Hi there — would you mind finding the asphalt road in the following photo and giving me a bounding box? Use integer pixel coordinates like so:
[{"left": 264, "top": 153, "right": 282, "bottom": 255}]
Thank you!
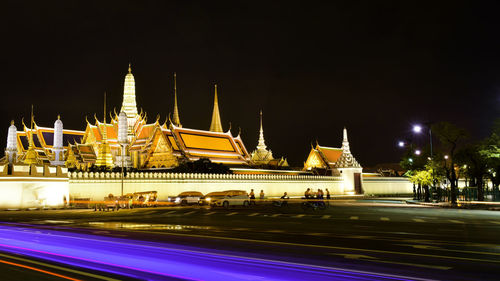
[{"left": 0, "top": 199, "right": 499, "bottom": 280}]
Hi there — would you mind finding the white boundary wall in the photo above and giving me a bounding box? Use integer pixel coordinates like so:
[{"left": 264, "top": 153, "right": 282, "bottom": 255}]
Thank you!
[
  {"left": 68, "top": 172, "right": 344, "bottom": 200},
  {"left": 362, "top": 177, "right": 413, "bottom": 195},
  {"left": 0, "top": 177, "right": 69, "bottom": 209}
]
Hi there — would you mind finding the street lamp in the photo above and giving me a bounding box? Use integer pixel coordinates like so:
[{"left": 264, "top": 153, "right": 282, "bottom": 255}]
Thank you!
[
  {"left": 118, "top": 112, "right": 129, "bottom": 198},
  {"left": 415, "top": 149, "right": 421, "bottom": 155},
  {"left": 413, "top": 123, "right": 433, "bottom": 158},
  {"left": 398, "top": 141, "right": 405, "bottom": 147}
]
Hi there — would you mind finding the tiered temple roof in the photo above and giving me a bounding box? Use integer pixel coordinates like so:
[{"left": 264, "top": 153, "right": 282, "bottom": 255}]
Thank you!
[{"left": 304, "top": 128, "right": 361, "bottom": 173}]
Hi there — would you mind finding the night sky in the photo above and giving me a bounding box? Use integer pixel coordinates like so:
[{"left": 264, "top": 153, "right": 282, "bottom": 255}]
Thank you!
[{"left": 1, "top": 1, "right": 499, "bottom": 167}]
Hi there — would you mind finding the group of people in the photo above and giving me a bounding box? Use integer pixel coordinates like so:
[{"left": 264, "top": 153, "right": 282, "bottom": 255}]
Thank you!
[
  {"left": 249, "top": 189, "right": 266, "bottom": 200},
  {"left": 249, "top": 188, "right": 330, "bottom": 201},
  {"left": 249, "top": 189, "right": 289, "bottom": 200},
  {"left": 304, "top": 188, "right": 330, "bottom": 200}
]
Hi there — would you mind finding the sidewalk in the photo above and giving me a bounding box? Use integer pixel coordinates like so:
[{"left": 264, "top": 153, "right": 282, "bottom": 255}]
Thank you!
[{"left": 405, "top": 199, "right": 500, "bottom": 210}]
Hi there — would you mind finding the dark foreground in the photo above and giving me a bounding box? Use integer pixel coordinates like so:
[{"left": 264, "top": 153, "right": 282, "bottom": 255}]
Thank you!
[{"left": 0, "top": 199, "right": 499, "bottom": 281}]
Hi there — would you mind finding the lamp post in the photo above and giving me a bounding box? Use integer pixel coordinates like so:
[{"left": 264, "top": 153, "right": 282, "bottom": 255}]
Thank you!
[
  {"left": 120, "top": 144, "right": 125, "bottom": 197},
  {"left": 117, "top": 111, "right": 128, "bottom": 198},
  {"left": 413, "top": 124, "right": 433, "bottom": 158}
]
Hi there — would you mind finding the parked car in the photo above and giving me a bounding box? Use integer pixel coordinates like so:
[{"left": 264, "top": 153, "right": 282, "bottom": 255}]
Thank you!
[
  {"left": 168, "top": 191, "right": 204, "bottom": 206},
  {"left": 204, "top": 190, "right": 250, "bottom": 208}
]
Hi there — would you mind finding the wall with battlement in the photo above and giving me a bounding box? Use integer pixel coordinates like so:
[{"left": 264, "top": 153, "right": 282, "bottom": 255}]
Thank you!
[{"left": 68, "top": 171, "right": 345, "bottom": 200}]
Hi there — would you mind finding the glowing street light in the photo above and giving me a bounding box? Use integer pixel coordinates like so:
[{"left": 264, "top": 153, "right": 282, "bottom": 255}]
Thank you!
[
  {"left": 398, "top": 141, "right": 405, "bottom": 147},
  {"left": 412, "top": 123, "right": 433, "bottom": 158},
  {"left": 415, "top": 149, "right": 421, "bottom": 155},
  {"left": 444, "top": 155, "right": 449, "bottom": 160}
]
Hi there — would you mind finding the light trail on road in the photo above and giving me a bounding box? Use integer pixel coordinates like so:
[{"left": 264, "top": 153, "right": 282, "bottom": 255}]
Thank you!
[{"left": 0, "top": 224, "right": 431, "bottom": 281}]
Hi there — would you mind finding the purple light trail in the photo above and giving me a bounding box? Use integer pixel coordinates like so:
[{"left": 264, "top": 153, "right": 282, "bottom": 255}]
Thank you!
[{"left": 0, "top": 224, "right": 429, "bottom": 281}]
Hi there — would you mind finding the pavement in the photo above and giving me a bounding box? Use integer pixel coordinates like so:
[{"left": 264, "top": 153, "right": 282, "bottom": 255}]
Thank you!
[{"left": 0, "top": 199, "right": 499, "bottom": 280}]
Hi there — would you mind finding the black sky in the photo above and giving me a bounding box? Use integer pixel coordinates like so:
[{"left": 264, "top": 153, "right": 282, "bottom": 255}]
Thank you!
[{"left": 1, "top": 0, "right": 499, "bottom": 166}]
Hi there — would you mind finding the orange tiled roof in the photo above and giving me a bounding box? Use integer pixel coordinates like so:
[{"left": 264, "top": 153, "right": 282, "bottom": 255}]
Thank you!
[{"left": 317, "top": 145, "right": 343, "bottom": 164}]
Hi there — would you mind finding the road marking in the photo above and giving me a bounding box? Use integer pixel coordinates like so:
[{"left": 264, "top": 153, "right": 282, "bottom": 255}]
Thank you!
[
  {"left": 321, "top": 215, "right": 331, "bottom": 219},
  {"left": 164, "top": 211, "right": 176, "bottom": 215},
  {"left": 396, "top": 243, "right": 500, "bottom": 257},
  {"left": 448, "top": 220, "right": 464, "bottom": 224},
  {"left": 0, "top": 252, "right": 119, "bottom": 281},
  {"left": 350, "top": 216, "right": 358, "bottom": 220},
  {"left": 328, "top": 253, "right": 451, "bottom": 270},
  {"left": 266, "top": 229, "right": 285, "bottom": 233},
  {"left": 204, "top": 212, "right": 216, "bottom": 216},
  {"left": 183, "top": 211, "right": 196, "bottom": 215},
  {"left": 232, "top": 228, "right": 250, "bottom": 231},
  {"left": 248, "top": 213, "right": 259, "bottom": 217},
  {"left": 226, "top": 212, "right": 238, "bottom": 216},
  {"left": 293, "top": 214, "right": 306, "bottom": 218},
  {"left": 490, "top": 221, "right": 500, "bottom": 225},
  {"left": 413, "top": 218, "right": 425, "bottom": 222},
  {"left": 380, "top": 217, "right": 390, "bottom": 221},
  {"left": 306, "top": 232, "right": 326, "bottom": 236},
  {"left": 271, "top": 214, "right": 281, "bottom": 217},
  {"left": 127, "top": 229, "right": 500, "bottom": 265}
]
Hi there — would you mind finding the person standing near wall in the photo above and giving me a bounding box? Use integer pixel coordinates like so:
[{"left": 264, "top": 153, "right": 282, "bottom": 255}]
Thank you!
[{"left": 259, "top": 190, "right": 265, "bottom": 200}]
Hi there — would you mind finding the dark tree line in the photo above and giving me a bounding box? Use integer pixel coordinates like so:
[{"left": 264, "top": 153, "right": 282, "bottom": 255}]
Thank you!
[{"left": 400, "top": 119, "right": 500, "bottom": 204}]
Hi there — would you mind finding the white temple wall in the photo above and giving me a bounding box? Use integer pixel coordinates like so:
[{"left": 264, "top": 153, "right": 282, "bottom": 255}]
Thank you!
[
  {"left": 0, "top": 177, "right": 69, "bottom": 209},
  {"left": 68, "top": 172, "right": 344, "bottom": 200},
  {"left": 362, "top": 177, "right": 414, "bottom": 195}
]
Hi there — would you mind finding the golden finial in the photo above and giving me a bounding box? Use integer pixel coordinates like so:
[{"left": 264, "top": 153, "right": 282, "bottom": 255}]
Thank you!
[
  {"left": 103, "top": 92, "right": 107, "bottom": 124},
  {"left": 57, "top": 114, "right": 60, "bottom": 120},
  {"left": 128, "top": 63, "right": 132, "bottom": 73},
  {"left": 10, "top": 120, "right": 14, "bottom": 125}
]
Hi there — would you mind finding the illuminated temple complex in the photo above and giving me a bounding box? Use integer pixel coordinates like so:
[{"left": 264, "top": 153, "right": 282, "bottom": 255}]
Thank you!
[
  {"left": 2, "top": 65, "right": 294, "bottom": 171},
  {"left": 1, "top": 64, "right": 421, "bottom": 210}
]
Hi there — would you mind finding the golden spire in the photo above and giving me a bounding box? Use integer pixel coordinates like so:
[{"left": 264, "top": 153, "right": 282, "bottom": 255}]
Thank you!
[
  {"left": 172, "top": 72, "right": 182, "bottom": 127},
  {"left": 24, "top": 104, "right": 38, "bottom": 165},
  {"left": 128, "top": 63, "right": 132, "bottom": 73},
  {"left": 257, "top": 110, "right": 267, "bottom": 151},
  {"left": 95, "top": 92, "right": 113, "bottom": 168},
  {"left": 121, "top": 63, "right": 138, "bottom": 121},
  {"left": 209, "top": 84, "right": 223, "bottom": 132}
]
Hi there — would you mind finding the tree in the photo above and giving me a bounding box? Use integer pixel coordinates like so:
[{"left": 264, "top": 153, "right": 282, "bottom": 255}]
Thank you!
[
  {"left": 432, "top": 122, "right": 468, "bottom": 204},
  {"left": 409, "top": 170, "right": 433, "bottom": 202},
  {"left": 456, "top": 144, "right": 488, "bottom": 201},
  {"left": 480, "top": 133, "right": 500, "bottom": 190}
]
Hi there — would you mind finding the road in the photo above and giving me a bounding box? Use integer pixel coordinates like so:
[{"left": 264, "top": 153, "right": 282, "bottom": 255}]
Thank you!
[{"left": 0, "top": 199, "right": 499, "bottom": 280}]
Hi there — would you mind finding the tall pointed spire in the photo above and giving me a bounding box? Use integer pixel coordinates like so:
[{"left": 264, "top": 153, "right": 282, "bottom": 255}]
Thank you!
[
  {"left": 121, "top": 63, "right": 138, "bottom": 119},
  {"left": 341, "top": 127, "right": 350, "bottom": 154},
  {"left": 172, "top": 72, "right": 182, "bottom": 127},
  {"left": 24, "top": 104, "right": 37, "bottom": 165},
  {"left": 103, "top": 92, "right": 107, "bottom": 139},
  {"left": 6, "top": 120, "right": 18, "bottom": 164},
  {"left": 96, "top": 92, "right": 113, "bottom": 168},
  {"left": 257, "top": 110, "right": 267, "bottom": 150},
  {"left": 250, "top": 110, "right": 274, "bottom": 164},
  {"left": 209, "top": 84, "right": 223, "bottom": 132},
  {"left": 335, "top": 127, "right": 361, "bottom": 168}
]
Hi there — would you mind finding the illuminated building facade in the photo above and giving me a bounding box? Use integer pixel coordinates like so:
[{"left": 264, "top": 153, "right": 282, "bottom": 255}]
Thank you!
[
  {"left": 6, "top": 65, "right": 252, "bottom": 170},
  {"left": 0, "top": 64, "right": 371, "bottom": 199},
  {"left": 304, "top": 128, "right": 363, "bottom": 193}
]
